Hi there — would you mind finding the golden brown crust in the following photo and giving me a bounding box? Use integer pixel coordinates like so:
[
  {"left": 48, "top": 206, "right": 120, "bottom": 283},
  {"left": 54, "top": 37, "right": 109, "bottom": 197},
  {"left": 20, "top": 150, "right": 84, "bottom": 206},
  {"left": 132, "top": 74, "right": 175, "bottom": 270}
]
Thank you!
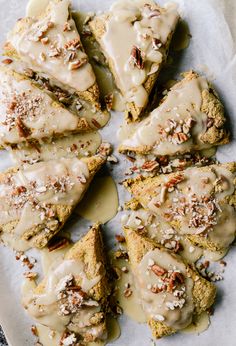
[
  {"left": 0, "top": 155, "right": 106, "bottom": 248},
  {"left": 66, "top": 223, "right": 111, "bottom": 302},
  {"left": 34, "top": 224, "right": 110, "bottom": 341},
  {"left": 124, "top": 227, "right": 216, "bottom": 339},
  {"left": 89, "top": 10, "right": 179, "bottom": 121}
]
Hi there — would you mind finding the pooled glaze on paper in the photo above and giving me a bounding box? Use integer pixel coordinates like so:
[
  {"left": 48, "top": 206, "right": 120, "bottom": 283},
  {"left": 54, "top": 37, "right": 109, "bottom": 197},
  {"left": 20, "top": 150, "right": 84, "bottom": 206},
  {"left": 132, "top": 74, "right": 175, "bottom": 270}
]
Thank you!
[
  {"left": 111, "top": 255, "right": 146, "bottom": 323},
  {"left": 76, "top": 176, "right": 119, "bottom": 224}
]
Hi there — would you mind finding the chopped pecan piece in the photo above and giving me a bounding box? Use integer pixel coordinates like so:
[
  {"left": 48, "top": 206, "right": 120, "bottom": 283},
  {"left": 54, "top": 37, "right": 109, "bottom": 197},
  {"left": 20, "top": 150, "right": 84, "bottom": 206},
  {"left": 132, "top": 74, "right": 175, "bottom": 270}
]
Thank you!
[
  {"left": 91, "top": 118, "right": 101, "bottom": 129},
  {"left": 68, "top": 58, "right": 87, "bottom": 70},
  {"left": 124, "top": 287, "right": 133, "bottom": 298},
  {"left": 152, "top": 38, "right": 162, "bottom": 50},
  {"left": 64, "top": 37, "right": 81, "bottom": 50},
  {"left": 2, "top": 58, "right": 13, "bottom": 65},
  {"left": 130, "top": 46, "right": 145, "bottom": 69},
  {"left": 104, "top": 93, "right": 113, "bottom": 111},
  {"left": 115, "top": 234, "right": 126, "bottom": 243},
  {"left": 48, "top": 236, "right": 70, "bottom": 252},
  {"left": 16, "top": 118, "right": 31, "bottom": 138},
  {"left": 141, "top": 160, "right": 159, "bottom": 172},
  {"left": 151, "top": 264, "right": 167, "bottom": 276},
  {"left": 164, "top": 174, "right": 185, "bottom": 188}
]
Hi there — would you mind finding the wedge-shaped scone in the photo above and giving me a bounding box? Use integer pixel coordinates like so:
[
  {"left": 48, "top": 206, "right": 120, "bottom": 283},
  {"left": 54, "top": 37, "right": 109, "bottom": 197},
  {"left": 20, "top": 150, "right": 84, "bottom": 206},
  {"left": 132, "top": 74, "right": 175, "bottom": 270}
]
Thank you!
[
  {"left": 0, "top": 155, "right": 105, "bottom": 248},
  {"left": 124, "top": 162, "right": 236, "bottom": 251},
  {"left": 89, "top": 0, "right": 179, "bottom": 121},
  {"left": 10, "top": 132, "right": 101, "bottom": 165},
  {"left": 23, "top": 224, "right": 110, "bottom": 344},
  {"left": 0, "top": 66, "right": 96, "bottom": 147},
  {"left": 5, "top": 0, "right": 100, "bottom": 107},
  {"left": 119, "top": 71, "right": 229, "bottom": 154},
  {"left": 124, "top": 227, "right": 216, "bottom": 339}
]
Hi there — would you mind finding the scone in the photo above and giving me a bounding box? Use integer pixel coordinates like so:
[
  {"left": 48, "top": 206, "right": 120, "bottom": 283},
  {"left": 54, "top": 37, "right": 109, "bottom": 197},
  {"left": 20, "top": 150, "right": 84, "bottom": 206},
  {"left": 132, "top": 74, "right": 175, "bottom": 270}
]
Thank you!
[
  {"left": 89, "top": 0, "right": 179, "bottom": 121},
  {"left": 0, "top": 66, "right": 96, "bottom": 148},
  {"left": 124, "top": 162, "right": 236, "bottom": 251},
  {"left": 0, "top": 155, "right": 105, "bottom": 248},
  {"left": 22, "top": 224, "right": 111, "bottom": 344},
  {"left": 10, "top": 132, "right": 101, "bottom": 166},
  {"left": 124, "top": 227, "right": 216, "bottom": 339},
  {"left": 119, "top": 71, "right": 229, "bottom": 155},
  {"left": 4, "top": 0, "right": 101, "bottom": 109}
]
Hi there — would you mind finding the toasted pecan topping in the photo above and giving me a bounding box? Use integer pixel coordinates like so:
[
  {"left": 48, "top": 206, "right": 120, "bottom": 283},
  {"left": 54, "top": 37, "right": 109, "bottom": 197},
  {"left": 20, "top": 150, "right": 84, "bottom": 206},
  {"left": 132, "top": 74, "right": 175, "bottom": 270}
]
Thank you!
[
  {"left": 16, "top": 118, "right": 31, "bottom": 138},
  {"left": 48, "top": 236, "right": 70, "bottom": 252},
  {"left": 2, "top": 58, "right": 13, "bottom": 65},
  {"left": 151, "top": 264, "right": 167, "bottom": 276},
  {"left": 115, "top": 234, "right": 126, "bottom": 243},
  {"left": 130, "top": 46, "right": 145, "bottom": 69},
  {"left": 164, "top": 173, "right": 185, "bottom": 189}
]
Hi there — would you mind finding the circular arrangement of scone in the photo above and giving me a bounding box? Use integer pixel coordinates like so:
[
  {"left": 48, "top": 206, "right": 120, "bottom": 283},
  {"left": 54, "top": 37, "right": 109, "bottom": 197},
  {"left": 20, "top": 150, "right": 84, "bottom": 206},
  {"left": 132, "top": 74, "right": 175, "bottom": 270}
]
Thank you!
[{"left": 0, "top": 0, "right": 235, "bottom": 345}]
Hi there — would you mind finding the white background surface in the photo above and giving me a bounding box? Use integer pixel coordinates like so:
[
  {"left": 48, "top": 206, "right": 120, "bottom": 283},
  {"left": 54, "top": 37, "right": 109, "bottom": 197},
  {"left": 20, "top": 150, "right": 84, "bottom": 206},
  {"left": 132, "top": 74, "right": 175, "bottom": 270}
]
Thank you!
[{"left": 0, "top": 0, "right": 236, "bottom": 345}]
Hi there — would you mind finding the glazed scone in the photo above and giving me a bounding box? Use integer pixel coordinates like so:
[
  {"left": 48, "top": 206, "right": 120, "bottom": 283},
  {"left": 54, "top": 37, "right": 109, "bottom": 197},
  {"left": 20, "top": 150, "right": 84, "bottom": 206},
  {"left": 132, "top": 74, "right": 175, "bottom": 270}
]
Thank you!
[
  {"left": 124, "top": 162, "right": 236, "bottom": 251},
  {"left": 0, "top": 66, "right": 95, "bottom": 148},
  {"left": 124, "top": 227, "right": 216, "bottom": 339},
  {"left": 4, "top": 0, "right": 100, "bottom": 108},
  {"left": 89, "top": 0, "right": 179, "bottom": 121},
  {"left": 10, "top": 132, "right": 101, "bottom": 166},
  {"left": 119, "top": 71, "right": 229, "bottom": 155},
  {"left": 22, "top": 224, "right": 111, "bottom": 344},
  {"left": 0, "top": 155, "right": 105, "bottom": 248}
]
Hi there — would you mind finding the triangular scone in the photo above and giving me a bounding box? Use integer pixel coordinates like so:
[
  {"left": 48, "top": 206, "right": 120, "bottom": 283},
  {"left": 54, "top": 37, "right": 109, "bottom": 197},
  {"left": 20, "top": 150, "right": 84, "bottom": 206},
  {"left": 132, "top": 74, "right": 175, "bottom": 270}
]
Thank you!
[
  {"left": 119, "top": 71, "right": 229, "bottom": 154},
  {"left": 23, "top": 224, "right": 110, "bottom": 344},
  {"left": 89, "top": 0, "right": 179, "bottom": 121},
  {"left": 124, "top": 162, "right": 236, "bottom": 251},
  {"left": 124, "top": 227, "right": 216, "bottom": 339},
  {"left": 5, "top": 0, "right": 100, "bottom": 107},
  {"left": 0, "top": 66, "right": 95, "bottom": 147},
  {"left": 0, "top": 155, "right": 105, "bottom": 248}
]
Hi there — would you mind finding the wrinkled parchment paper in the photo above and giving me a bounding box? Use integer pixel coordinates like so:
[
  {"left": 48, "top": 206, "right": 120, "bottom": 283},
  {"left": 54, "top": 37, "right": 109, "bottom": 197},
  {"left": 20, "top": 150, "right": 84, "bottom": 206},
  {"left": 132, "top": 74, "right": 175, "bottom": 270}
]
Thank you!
[{"left": 1, "top": 0, "right": 236, "bottom": 345}]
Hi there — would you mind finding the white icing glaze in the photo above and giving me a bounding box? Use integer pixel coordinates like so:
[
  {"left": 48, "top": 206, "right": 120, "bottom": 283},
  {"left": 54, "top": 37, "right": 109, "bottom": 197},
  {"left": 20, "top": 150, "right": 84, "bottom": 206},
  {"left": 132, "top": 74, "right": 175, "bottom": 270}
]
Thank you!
[
  {"left": 11, "top": 132, "right": 102, "bottom": 165},
  {"left": 8, "top": 0, "right": 96, "bottom": 92},
  {"left": 135, "top": 249, "right": 194, "bottom": 330},
  {"left": 148, "top": 165, "right": 236, "bottom": 249},
  {"left": 22, "top": 259, "right": 102, "bottom": 335},
  {"left": 99, "top": 0, "right": 179, "bottom": 108},
  {"left": 122, "top": 208, "right": 203, "bottom": 263},
  {"left": 0, "top": 157, "right": 90, "bottom": 239},
  {"left": 120, "top": 74, "right": 211, "bottom": 155},
  {"left": 0, "top": 67, "right": 85, "bottom": 145}
]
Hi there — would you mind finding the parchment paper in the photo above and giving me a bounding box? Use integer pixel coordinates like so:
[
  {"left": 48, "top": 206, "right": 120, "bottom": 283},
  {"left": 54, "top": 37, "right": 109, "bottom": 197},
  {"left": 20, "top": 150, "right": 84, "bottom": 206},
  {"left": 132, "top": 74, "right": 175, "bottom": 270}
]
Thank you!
[{"left": 0, "top": 0, "right": 236, "bottom": 345}]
